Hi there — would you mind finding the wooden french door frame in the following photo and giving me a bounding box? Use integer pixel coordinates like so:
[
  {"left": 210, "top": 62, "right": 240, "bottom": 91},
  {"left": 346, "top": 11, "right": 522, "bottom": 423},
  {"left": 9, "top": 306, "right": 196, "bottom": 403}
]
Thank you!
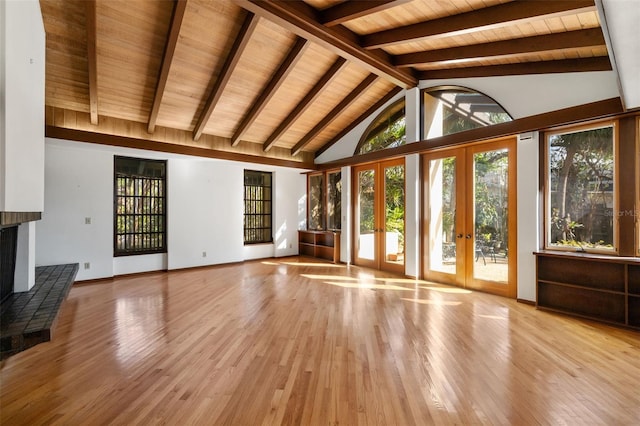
[
  {"left": 422, "top": 138, "right": 517, "bottom": 298},
  {"left": 352, "top": 158, "right": 405, "bottom": 274},
  {"left": 421, "top": 147, "right": 467, "bottom": 287}
]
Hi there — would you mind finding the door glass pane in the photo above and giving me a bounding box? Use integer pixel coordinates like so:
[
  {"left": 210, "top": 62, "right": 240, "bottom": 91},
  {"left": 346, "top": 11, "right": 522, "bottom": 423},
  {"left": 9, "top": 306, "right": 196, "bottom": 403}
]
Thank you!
[
  {"left": 429, "top": 157, "right": 456, "bottom": 274},
  {"left": 357, "top": 169, "right": 375, "bottom": 260},
  {"left": 473, "top": 149, "right": 509, "bottom": 283},
  {"left": 384, "top": 165, "right": 405, "bottom": 265}
]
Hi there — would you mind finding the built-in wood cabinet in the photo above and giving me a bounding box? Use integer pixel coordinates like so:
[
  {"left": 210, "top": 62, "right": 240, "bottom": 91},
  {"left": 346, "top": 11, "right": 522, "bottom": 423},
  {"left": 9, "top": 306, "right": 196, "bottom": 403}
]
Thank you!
[
  {"left": 298, "top": 230, "right": 340, "bottom": 263},
  {"left": 535, "top": 251, "right": 640, "bottom": 330}
]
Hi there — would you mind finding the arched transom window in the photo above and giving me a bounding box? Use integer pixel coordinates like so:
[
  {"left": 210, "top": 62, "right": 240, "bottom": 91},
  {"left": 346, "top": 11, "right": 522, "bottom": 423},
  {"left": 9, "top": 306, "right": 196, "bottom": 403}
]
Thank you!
[
  {"left": 355, "top": 98, "right": 406, "bottom": 155},
  {"left": 422, "top": 87, "right": 512, "bottom": 140}
]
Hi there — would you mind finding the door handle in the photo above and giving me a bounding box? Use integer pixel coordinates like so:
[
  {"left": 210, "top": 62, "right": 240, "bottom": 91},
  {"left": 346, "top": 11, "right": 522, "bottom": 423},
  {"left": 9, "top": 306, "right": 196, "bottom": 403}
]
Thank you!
[
  {"left": 456, "top": 234, "right": 463, "bottom": 239},
  {"left": 466, "top": 234, "right": 472, "bottom": 239}
]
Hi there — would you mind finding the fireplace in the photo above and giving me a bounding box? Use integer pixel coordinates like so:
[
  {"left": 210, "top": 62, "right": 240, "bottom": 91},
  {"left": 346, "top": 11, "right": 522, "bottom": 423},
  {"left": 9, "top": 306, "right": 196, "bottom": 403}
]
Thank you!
[{"left": 1, "top": 226, "right": 18, "bottom": 303}]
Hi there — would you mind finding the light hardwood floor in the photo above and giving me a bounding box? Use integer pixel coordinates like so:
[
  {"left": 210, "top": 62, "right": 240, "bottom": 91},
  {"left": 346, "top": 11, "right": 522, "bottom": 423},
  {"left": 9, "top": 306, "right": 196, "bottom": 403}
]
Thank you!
[{"left": 1, "top": 257, "right": 639, "bottom": 425}]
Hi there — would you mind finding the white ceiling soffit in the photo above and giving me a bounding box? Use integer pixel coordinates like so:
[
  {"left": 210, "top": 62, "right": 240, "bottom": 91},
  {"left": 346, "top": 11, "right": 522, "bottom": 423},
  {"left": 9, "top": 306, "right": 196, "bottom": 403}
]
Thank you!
[{"left": 599, "top": 0, "right": 640, "bottom": 111}]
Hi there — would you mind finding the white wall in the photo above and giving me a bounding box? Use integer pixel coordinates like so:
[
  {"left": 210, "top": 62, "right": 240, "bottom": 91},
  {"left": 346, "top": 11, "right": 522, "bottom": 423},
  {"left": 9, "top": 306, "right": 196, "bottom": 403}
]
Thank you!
[
  {"left": 600, "top": 0, "right": 640, "bottom": 110},
  {"left": 404, "top": 154, "right": 420, "bottom": 278},
  {"left": 37, "top": 140, "right": 116, "bottom": 280},
  {"left": 168, "top": 159, "right": 244, "bottom": 269},
  {"left": 37, "top": 138, "right": 307, "bottom": 280},
  {"left": 516, "top": 133, "right": 540, "bottom": 302},
  {"left": 1, "top": 0, "right": 45, "bottom": 212},
  {"left": 14, "top": 222, "right": 36, "bottom": 292},
  {"left": 340, "top": 166, "right": 351, "bottom": 264},
  {"left": 1, "top": 0, "right": 46, "bottom": 292}
]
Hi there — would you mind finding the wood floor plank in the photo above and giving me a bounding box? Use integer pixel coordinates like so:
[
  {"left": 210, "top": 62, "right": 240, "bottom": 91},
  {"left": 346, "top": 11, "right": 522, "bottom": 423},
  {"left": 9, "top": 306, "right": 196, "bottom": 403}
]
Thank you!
[{"left": 1, "top": 257, "right": 640, "bottom": 425}]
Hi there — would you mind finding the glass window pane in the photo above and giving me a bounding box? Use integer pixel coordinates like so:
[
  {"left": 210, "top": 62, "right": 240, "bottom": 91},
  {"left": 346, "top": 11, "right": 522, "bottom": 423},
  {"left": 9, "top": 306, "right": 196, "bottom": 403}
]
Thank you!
[
  {"left": 357, "top": 169, "right": 375, "bottom": 261},
  {"left": 327, "top": 171, "right": 342, "bottom": 230},
  {"left": 243, "top": 170, "right": 273, "bottom": 244},
  {"left": 114, "top": 156, "right": 166, "bottom": 256},
  {"left": 385, "top": 165, "right": 404, "bottom": 263},
  {"left": 473, "top": 149, "right": 509, "bottom": 283},
  {"left": 429, "top": 157, "right": 457, "bottom": 274},
  {"left": 547, "top": 125, "right": 615, "bottom": 251},
  {"left": 423, "top": 88, "right": 512, "bottom": 140},
  {"left": 356, "top": 99, "right": 406, "bottom": 155},
  {"left": 308, "top": 174, "right": 324, "bottom": 230}
]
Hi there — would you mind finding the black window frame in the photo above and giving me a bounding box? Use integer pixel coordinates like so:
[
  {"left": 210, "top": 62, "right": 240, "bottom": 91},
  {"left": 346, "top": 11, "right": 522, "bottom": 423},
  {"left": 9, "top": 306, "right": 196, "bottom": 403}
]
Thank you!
[
  {"left": 114, "top": 156, "right": 167, "bottom": 256},
  {"left": 244, "top": 170, "right": 273, "bottom": 245}
]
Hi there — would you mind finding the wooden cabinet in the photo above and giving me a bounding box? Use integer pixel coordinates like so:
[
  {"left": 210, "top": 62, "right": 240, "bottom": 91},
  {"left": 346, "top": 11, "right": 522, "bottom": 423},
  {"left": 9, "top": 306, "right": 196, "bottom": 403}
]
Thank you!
[
  {"left": 298, "top": 230, "right": 340, "bottom": 263},
  {"left": 535, "top": 251, "right": 640, "bottom": 330}
]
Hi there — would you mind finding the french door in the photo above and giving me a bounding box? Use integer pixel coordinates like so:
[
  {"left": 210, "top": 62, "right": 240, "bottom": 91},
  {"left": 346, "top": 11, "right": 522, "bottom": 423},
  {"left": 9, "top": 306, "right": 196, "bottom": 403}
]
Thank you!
[
  {"left": 422, "top": 138, "right": 517, "bottom": 297},
  {"left": 353, "top": 158, "right": 405, "bottom": 273}
]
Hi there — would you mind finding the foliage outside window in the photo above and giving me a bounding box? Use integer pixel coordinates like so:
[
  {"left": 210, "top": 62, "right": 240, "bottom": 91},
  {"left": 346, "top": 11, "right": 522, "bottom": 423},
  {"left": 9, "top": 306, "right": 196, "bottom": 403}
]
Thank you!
[
  {"left": 385, "top": 165, "right": 405, "bottom": 256},
  {"left": 327, "top": 170, "right": 342, "bottom": 230},
  {"left": 114, "top": 156, "right": 166, "bottom": 256},
  {"left": 356, "top": 99, "right": 405, "bottom": 155},
  {"left": 546, "top": 123, "right": 616, "bottom": 252},
  {"left": 474, "top": 149, "right": 509, "bottom": 251},
  {"left": 307, "top": 170, "right": 341, "bottom": 231},
  {"left": 422, "top": 88, "right": 511, "bottom": 140},
  {"left": 244, "top": 170, "right": 272, "bottom": 244},
  {"left": 308, "top": 173, "right": 324, "bottom": 230}
]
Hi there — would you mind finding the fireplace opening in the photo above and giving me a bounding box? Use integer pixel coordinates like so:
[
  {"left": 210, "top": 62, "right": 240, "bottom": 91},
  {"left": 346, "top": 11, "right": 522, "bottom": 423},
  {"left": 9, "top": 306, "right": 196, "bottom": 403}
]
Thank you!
[{"left": 1, "top": 226, "right": 18, "bottom": 303}]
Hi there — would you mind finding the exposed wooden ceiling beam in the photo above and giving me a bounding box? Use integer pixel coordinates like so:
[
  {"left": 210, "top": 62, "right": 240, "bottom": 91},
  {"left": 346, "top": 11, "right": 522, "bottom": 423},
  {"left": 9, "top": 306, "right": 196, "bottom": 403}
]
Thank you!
[
  {"left": 418, "top": 57, "right": 611, "bottom": 79},
  {"left": 263, "top": 57, "right": 348, "bottom": 152},
  {"left": 231, "top": 37, "right": 308, "bottom": 147},
  {"left": 291, "top": 74, "right": 379, "bottom": 156},
  {"left": 85, "top": 0, "right": 98, "bottom": 125},
  {"left": 315, "top": 86, "right": 403, "bottom": 158},
  {"left": 321, "top": 0, "right": 411, "bottom": 27},
  {"left": 193, "top": 12, "right": 259, "bottom": 141},
  {"left": 234, "top": 0, "right": 417, "bottom": 88},
  {"left": 362, "top": 0, "right": 596, "bottom": 49},
  {"left": 46, "top": 126, "right": 316, "bottom": 170},
  {"left": 148, "top": 0, "right": 188, "bottom": 134},
  {"left": 395, "top": 28, "right": 606, "bottom": 67}
]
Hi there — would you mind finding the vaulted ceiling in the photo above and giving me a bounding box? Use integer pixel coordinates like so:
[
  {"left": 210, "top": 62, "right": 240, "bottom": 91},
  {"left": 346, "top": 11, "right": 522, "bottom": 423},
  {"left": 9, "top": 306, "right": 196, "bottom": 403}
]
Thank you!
[{"left": 40, "top": 0, "right": 614, "bottom": 168}]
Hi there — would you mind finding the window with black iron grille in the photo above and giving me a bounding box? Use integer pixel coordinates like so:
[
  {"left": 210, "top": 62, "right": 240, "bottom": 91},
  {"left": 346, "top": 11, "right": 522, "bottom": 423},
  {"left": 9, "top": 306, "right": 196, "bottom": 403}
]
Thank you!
[
  {"left": 114, "top": 156, "right": 167, "bottom": 256},
  {"left": 244, "top": 170, "right": 272, "bottom": 244}
]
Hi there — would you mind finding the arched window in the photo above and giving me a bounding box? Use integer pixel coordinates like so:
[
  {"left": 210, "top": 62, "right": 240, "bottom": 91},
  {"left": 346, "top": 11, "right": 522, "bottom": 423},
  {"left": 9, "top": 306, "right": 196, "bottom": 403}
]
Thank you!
[
  {"left": 422, "top": 87, "right": 512, "bottom": 140},
  {"left": 355, "top": 98, "right": 405, "bottom": 155}
]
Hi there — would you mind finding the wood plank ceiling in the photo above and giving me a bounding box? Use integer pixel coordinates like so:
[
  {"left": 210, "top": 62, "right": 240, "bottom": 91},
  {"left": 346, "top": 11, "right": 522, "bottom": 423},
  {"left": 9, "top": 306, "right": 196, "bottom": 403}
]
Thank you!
[{"left": 40, "top": 0, "right": 610, "bottom": 167}]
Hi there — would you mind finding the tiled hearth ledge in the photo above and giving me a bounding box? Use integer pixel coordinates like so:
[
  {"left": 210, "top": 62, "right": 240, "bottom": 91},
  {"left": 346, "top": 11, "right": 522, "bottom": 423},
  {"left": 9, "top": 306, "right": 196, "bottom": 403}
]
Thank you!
[{"left": 1, "top": 264, "right": 79, "bottom": 359}]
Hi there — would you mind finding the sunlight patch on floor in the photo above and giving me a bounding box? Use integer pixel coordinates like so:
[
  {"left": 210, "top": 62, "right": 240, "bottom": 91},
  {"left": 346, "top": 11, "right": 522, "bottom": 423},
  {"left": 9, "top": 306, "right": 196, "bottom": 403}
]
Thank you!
[
  {"left": 401, "top": 298, "right": 462, "bottom": 306},
  {"left": 376, "top": 277, "right": 433, "bottom": 285},
  {"left": 477, "top": 314, "right": 507, "bottom": 320},
  {"left": 323, "top": 281, "right": 416, "bottom": 291},
  {"left": 280, "top": 261, "right": 345, "bottom": 268},
  {"left": 420, "top": 285, "right": 473, "bottom": 294},
  {"left": 301, "top": 274, "right": 359, "bottom": 281}
]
